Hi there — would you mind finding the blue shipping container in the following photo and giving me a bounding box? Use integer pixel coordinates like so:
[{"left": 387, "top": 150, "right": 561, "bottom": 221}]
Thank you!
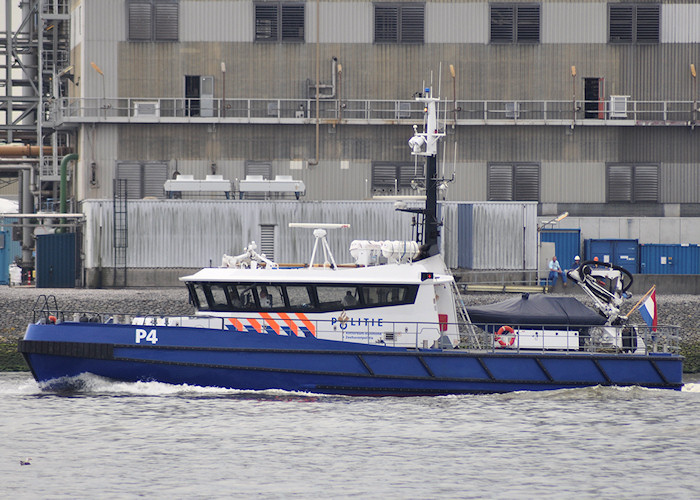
[
  {"left": 639, "top": 244, "right": 700, "bottom": 275},
  {"left": 540, "top": 229, "right": 581, "bottom": 270},
  {"left": 584, "top": 239, "right": 639, "bottom": 274}
]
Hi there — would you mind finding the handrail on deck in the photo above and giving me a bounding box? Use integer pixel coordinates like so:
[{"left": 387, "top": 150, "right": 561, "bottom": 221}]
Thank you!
[
  {"left": 50, "top": 97, "right": 699, "bottom": 127},
  {"left": 35, "top": 304, "right": 681, "bottom": 356}
]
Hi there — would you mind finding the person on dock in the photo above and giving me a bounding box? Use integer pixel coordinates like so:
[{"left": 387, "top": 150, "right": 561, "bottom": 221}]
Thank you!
[{"left": 548, "top": 255, "right": 567, "bottom": 287}]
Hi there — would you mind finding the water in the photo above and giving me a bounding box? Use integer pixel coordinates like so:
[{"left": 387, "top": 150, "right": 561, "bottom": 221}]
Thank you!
[{"left": 2, "top": 372, "right": 700, "bottom": 499}]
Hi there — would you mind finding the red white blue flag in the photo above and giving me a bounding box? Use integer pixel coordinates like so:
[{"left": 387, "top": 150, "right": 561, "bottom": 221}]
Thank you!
[{"left": 639, "top": 289, "right": 657, "bottom": 332}]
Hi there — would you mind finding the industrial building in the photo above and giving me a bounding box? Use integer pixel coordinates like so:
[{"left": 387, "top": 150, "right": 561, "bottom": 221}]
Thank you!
[{"left": 1, "top": 0, "right": 699, "bottom": 286}]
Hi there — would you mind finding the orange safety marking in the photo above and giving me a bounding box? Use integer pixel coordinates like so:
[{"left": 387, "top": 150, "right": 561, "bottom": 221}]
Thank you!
[
  {"left": 277, "top": 312, "right": 299, "bottom": 336},
  {"left": 247, "top": 317, "right": 263, "bottom": 333},
  {"left": 295, "top": 313, "right": 316, "bottom": 337},
  {"left": 259, "top": 312, "right": 281, "bottom": 335},
  {"left": 228, "top": 317, "right": 244, "bottom": 331}
]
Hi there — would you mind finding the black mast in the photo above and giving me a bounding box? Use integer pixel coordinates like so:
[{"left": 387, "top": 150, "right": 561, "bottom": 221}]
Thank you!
[{"left": 403, "top": 88, "right": 444, "bottom": 258}]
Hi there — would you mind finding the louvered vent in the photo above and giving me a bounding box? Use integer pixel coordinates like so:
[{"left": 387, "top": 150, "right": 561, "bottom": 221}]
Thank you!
[
  {"left": 607, "top": 165, "right": 633, "bottom": 202},
  {"left": 400, "top": 5, "right": 424, "bottom": 43},
  {"left": 375, "top": 6, "right": 399, "bottom": 43},
  {"left": 255, "top": 4, "right": 278, "bottom": 41},
  {"left": 260, "top": 225, "right": 275, "bottom": 261},
  {"left": 636, "top": 5, "right": 660, "bottom": 43},
  {"left": 633, "top": 165, "right": 659, "bottom": 202},
  {"left": 488, "top": 164, "right": 514, "bottom": 201},
  {"left": 128, "top": 1, "right": 153, "bottom": 41},
  {"left": 514, "top": 164, "right": 540, "bottom": 201},
  {"left": 490, "top": 5, "right": 514, "bottom": 43},
  {"left": 154, "top": 1, "right": 179, "bottom": 41},
  {"left": 609, "top": 5, "right": 635, "bottom": 43},
  {"left": 281, "top": 5, "right": 305, "bottom": 42},
  {"left": 516, "top": 5, "right": 540, "bottom": 43}
]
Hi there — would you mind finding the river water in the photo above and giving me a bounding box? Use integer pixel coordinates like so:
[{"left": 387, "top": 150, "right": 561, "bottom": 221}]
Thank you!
[{"left": 2, "top": 372, "right": 700, "bottom": 499}]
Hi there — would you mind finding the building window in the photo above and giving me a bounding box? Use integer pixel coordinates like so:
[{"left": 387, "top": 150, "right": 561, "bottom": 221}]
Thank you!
[
  {"left": 127, "top": 0, "right": 179, "bottom": 42},
  {"left": 371, "top": 162, "right": 425, "bottom": 195},
  {"left": 115, "top": 161, "right": 169, "bottom": 199},
  {"left": 255, "top": 3, "right": 305, "bottom": 42},
  {"left": 490, "top": 4, "right": 540, "bottom": 44},
  {"left": 374, "top": 4, "right": 424, "bottom": 44},
  {"left": 606, "top": 164, "right": 658, "bottom": 202},
  {"left": 609, "top": 4, "right": 660, "bottom": 44},
  {"left": 487, "top": 163, "right": 540, "bottom": 201}
]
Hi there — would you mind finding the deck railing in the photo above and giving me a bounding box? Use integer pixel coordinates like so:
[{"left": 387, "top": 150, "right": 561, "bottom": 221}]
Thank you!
[
  {"left": 50, "top": 97, "right": 699, "bottom": 127},
  {"left": 33, "top": 301, "right": 681, "bottom": 356}
]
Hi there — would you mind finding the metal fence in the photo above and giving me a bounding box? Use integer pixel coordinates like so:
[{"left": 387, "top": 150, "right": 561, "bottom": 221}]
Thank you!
[{"left": 51, "top": 97, "right": 698, "bottom": 126}]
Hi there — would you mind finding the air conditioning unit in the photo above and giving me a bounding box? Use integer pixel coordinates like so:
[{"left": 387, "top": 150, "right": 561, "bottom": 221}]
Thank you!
[
  {"left": 133, "top": 101, "right": 159, "bottom": 118},
  {"left": 609, "top": 95, "right": 629, "bottom": 118}
]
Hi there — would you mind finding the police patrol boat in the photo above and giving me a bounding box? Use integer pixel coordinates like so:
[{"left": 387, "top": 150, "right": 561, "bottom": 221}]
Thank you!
[{"left": 19, "top": 87, "right": 684, "bottom": 395}]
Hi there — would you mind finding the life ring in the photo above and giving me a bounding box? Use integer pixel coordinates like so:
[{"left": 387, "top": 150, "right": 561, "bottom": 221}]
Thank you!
[{"left": 495, "top": 325, "right": 516, "bottom": 347}]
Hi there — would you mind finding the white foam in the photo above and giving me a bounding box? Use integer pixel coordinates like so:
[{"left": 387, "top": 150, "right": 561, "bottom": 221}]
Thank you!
[
  {"left": 37, "top": 372, "right": 327, "bottom": 399},
  {"left": 0, "top": 374, "right": 41, "bottom": 395}
]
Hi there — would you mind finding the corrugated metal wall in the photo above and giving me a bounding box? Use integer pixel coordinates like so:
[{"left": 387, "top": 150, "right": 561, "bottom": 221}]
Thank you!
[
  {"left": 557, "top": 217, "right": 700, "bottom": 244},
  {"left": 81, "top": 200, "right": 537, "bottom": 270},
  {"left": 77, "top": 1, "right": 700, "bottom": 101},
  {"left": 71, "top": 1, "right": 700, "bottom": 215},
  {"left": 83, "top": 124, "right": 700, "bottom": 204}
]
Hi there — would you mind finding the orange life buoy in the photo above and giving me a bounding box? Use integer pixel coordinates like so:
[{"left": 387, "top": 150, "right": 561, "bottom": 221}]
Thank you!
[{"left": 495, "top": 325, "right": 516, "bottom": 347}]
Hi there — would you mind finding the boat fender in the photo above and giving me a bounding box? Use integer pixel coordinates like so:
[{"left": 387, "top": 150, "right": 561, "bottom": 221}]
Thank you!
[{"left": 495, "top": 325, "right": 516, "bottom": 347}]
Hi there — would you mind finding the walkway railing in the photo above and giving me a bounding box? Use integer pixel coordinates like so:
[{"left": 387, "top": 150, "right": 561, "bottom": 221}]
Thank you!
[
  {"left": 50, "top": 97, "right": 699, "bottom": 127},
  {"left": 33, "top": 302, "right": 681, "bottom": 356}
]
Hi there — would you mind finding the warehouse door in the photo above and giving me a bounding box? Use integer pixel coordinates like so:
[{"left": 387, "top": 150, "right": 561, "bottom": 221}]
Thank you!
[{"left": 36, "top": 233, "right": 77, "bottom": 288}]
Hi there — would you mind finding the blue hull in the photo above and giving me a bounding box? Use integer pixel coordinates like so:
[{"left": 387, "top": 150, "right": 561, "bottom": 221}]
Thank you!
[{"left": 19, "top": 322, "right": 684, "bottom": 395}]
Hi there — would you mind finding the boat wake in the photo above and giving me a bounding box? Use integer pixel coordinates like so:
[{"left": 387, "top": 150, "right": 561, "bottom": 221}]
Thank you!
[{"left": 35, "top": 373, "right": 330, "bottom": 401}]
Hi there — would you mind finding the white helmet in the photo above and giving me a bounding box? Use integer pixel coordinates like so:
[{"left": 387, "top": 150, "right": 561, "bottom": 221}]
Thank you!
[{"left": 574, "top": 255, "right": 580, "bottom": 261}]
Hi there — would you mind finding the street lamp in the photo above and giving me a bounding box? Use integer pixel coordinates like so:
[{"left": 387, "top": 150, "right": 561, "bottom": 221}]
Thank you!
[{"left": 691, "top": 63, "right": 697, "bottom": 124}]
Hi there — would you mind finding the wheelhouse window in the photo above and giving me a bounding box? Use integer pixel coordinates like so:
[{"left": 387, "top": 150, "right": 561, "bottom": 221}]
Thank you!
[
  {"left": 127, "top": 0, "right": 179, "bottom": 42},
  {"left": 490, "top": 3, "right": 540, "bottom": 44},
  {"left": 609, "top": 4, "right": 660, "bottom": 44},
  {"left": 255, "top": 2, "right": 305, "bottom": 42},
  {"left": 187, "top": 282, "right": 419, "bottom": 313},
  {"left": 606, "top": 164, "right": 659, "bottom": 203},
  {"left": 487, "top": 163, "right": 540, "bottom": 201},
  {"left": 374, "top": 3, "right": 424, "bottom": 44}
]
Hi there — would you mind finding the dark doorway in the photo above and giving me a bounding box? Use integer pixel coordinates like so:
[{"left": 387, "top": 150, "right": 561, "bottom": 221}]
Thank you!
[
  {"left": 584, "top": 78, "right": 604, "bottom": 119},
  {"left": 185, "top": 75, "right": 214, "bottom": 117},
  {"left": 185, "top": 76, "right": 201, "bottom": 117}
]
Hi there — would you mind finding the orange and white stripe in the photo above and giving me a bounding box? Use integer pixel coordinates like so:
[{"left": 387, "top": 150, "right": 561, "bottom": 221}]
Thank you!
[{"left": 227, "top": 313, "right": 316, "bottom": 337}]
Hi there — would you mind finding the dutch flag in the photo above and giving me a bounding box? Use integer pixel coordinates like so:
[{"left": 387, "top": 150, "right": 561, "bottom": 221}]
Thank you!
[{"left": 639, "top": 288, "right": 657, "bottom": 332}]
